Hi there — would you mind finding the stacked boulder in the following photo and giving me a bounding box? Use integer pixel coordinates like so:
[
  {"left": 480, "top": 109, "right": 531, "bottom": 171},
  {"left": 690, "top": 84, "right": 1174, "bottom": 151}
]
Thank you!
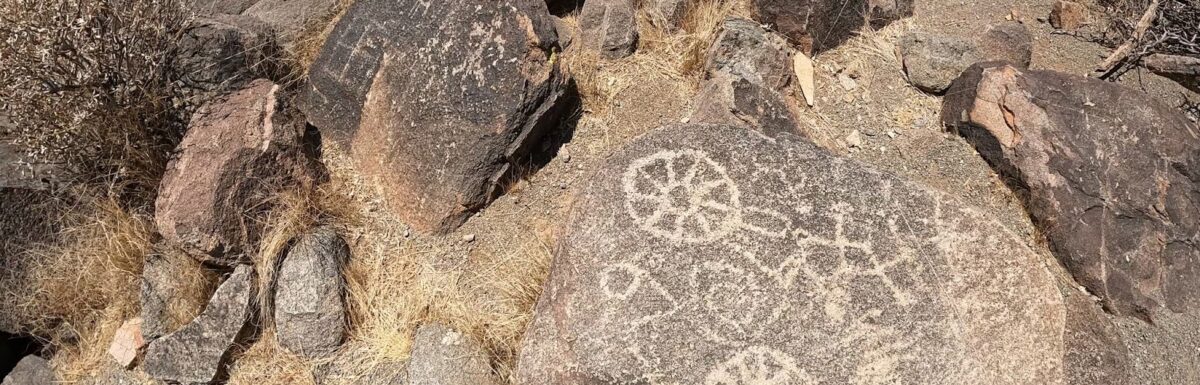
[{"left": 896, "top": 22, "right": 1033, "bottom": 94}]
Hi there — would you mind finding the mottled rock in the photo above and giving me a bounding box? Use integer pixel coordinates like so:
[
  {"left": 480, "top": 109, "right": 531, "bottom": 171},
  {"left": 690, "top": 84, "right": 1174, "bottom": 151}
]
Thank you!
[
  {"left": 691, "top": 74, "right": 805, "bottom": 138},
  {"left": 648, "top": 0, "right": 689, "bottom": 30},
  {"left": 705, "top": 17, "right": 795, "bottom": 90},
  {"left": 751, "top": 0, "right": 913, "bottom": 53},
  {"left": 156, "top": 80, "right": 312, "bottom": 265},
  {"left": 409, "top": 324, "right": 499, "bottom": 385},
  {"left": 578, "top": 0, "right": 638, "bottom": 59},
  {"left": 174, "top": 15, "right": 282, "bottom": 92},
  {"left": 1050, "top": 0, "right": 1089, "bottom": 30},
  {"left": 1, "top": 355, "right": 53, "bottom": 385},
  {"left": 301, "top": 0, "right": 568, "bottom": 234},
  {"left": 517, "top": 124, "right": 1079, "bottom": 384},
  {"left": 243, "top": 0, "right": 341, "bottom": 49},
  {"left": 108, "top": 318, "right": 145, "bottom": 368},
  {"left": 942, "top": 63, "right": 1200, "bottom": 320},
  {"left": 1063, "top": 290, "right": 1132, "bottom": 385},
  {"left": 143, "top": 265, "right": 257, "bottom": 384},
  {"left": 275, "top": 227, "right": 348, "bottom": 358},
  {"left": 898, "top": 23, "right": 1032, "bottom": 94},
  {"left": 140, "top": 250, "right": 216, "bottom": 340}
]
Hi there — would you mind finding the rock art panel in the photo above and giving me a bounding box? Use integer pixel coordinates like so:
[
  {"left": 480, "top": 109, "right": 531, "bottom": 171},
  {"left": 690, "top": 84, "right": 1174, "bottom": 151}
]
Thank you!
[
  {"left": 517, "top": 124, "right": 1073, "bottom": 384},
  {"left": 301, "top": 0, "right": 569, "bottom": 234},
  {"left": 943, "top": 63, "right": 1200, "bottom": 320}
]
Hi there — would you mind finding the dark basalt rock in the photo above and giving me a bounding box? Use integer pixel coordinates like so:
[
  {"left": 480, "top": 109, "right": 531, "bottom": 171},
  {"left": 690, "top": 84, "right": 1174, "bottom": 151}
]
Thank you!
[
  {"left": 750, "top": 0, "right": 913, "bottom": 54},
  {"left": 943, "top": 63, "right": 1200, "bottom": 321},
  {"left": 301, "top": 0, "right": 569, "bottom": 234}
]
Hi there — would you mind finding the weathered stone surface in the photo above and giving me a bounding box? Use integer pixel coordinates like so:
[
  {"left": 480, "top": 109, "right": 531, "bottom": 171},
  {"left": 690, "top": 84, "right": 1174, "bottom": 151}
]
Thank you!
[
  {"left": 751, "top": 0, "right": 913, "bottom": 53},
  {"left": 108, "top": 318, "right": 145, "bottom": 369},
  {"left": 143, "top": 265, "right": 257, "bottom": 384},
  {"left": 705, "top": 17, "right": 795, "bottom": 90},
  {"left": 301, "top": 0, "right": 568, "bottom": 234},
  {"left": 243, "top": 0, "right": 340, "bottom": 49},
  {"left": 1050, "top": 0, "right": 1089, "bottom": 30},
  {"left": 1062, "top": 289, "right": 1132, "bottom": 385},
  {"left": 174, "top": 15, "right": 282, "bottom": 92},
  {"left": 647, "top": 0, "right": 689, "bottom": 30},
  {"left": 140, "top": 250, "right": 216, "bottom": 341},
  {"left": 897, "top": 22, "right": 1032, "bottom": 94},
  {"left": 408, "top": 324, "right": 500, "bottom": 385},
  {"left": 1, "top": 355, "right": 53, "bottom": 385},
  {"left": 578, "top": 0, "right": 638, "bottom": 59},
  {"left": 182, "top": 0, "right": 259, "bottom": 16},
  {"left": 275, "top": 227, "right": 348, "bottom": 358},
  {"left": 156, "top": 80, "right": 311, "bottom": 265},
  {"left": 517, "top": 124, "right": 1083, "bottom": 384},
  {"left": 942, "top": 63, "right": 1200, "bottom": 320},
  {"left": 691, "top": 74, "right": 805, "bottom": 138}
]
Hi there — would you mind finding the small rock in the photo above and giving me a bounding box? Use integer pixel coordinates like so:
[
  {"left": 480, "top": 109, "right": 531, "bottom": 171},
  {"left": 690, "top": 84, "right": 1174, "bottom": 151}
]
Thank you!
[
  {"left": 1, "top": 355, "right": 54, "bottom": 385},
  {"left": 108, "top": 318, "right": 145, "bottom": 368},
  {"left": 143, "top": 265, "right": 258, "bottom": 384},
  {"left": 1050, "top": 0, "right": 1088, "bottom": 30},
  {"left": 846, "top": 129, "right": 864, "bottom": 148},
  {"left": 837, "top": 72, "right": 857, "bottom": 90},
  {"left": 578, "top": 0, "right": 639, "bottom": 59},
  {"left": 462, "top": 234, "right": 477, "bottom": 243},
  {"left": 275, "top": 227, "right": 349, "bottom": 358},
  {"left": 794, "top": 52, "right": 815, "bottom": 106},
  {"left": 691, "top": 74, "right": 807, "bottom": 138},
  {"left": 648, "top": 0, "right": 689, "bottom": 30},
  {"left": 409, "top": 324, "right": 500, "bottom": 385}
]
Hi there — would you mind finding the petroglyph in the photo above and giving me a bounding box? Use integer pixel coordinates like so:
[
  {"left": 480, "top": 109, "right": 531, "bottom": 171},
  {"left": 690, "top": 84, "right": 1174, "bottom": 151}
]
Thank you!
[{"left": 518, "top": 124, "right": 1067, "bottom": 385}]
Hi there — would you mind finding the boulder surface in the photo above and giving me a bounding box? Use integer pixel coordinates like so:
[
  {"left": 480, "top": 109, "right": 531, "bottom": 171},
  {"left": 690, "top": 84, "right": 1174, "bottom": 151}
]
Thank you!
[
  {"left": 275, "top": 227, "right": 349, "bottom": 358},
  {"left": 704, "top": 17, "right": 795, "bottom": 91},
  {"left": 156, "top": 79, "right": 311, "bottom": 265},
  {"left": 751, "top": 0, "right": 913, "bottom": 53},
  {"left": 943, "top": 63, "right": 1200, "bottom": 320},
  {"left": 143, "top": 265, "right": 257, "bottom": 384},
  {"left": 517, "top": 124, "right": 1088, "bottom": 384},
  {"left": 897, "top": 22, "right": 1032, "bottom": 94},
  {"left": 408, "top": 324, "right": 500, "bottom": 385},
  {"left": 578, "top": 0, "right": 639, "bottom": 59},
  {"left": 301, "top": 0, "right": 569, "bottom": 234},
  {"left": 1, "top": 355, "right": 53, "bottom": 385}
]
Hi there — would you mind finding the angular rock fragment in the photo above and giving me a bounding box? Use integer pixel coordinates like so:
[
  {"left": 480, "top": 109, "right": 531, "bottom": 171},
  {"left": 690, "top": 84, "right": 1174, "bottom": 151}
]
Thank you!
[
  {"left": 704, "top": 17, "right": 795, "bottom": 90},
  {"left": 897, "top": 22, "right": 1032, "bottom": 94},
  {"left": 156, "top": 80, "right": 312, "bottom": 265},
  {"left": 943, "top": 63, "right": 1200, "bottom": 320},
  {"left": 140, "top": 250, "right": 217, "bottom": 341},
  {"left": 578, "top": 0, "right": 639, "bottom": 59},
  {"left": 648, "top": 0, "right": 690, "bottom": 30},
  {"left": 1050, "top": 0, "right": 1089, "bottom": 30},
  {"left": 174, "top": 15, "right": 282, "bottom": 92},
  {"left": 143, "top": 265, "right": 258, "bottom": 384},
  {"left": 751, "top": 0, "right": 913, "bottom": 53},
  {"left": 301, "top": 0, "right": 569, "bottom": 234},
  {"left": 516, "top": 123, "right": 1096, "bottom": 384},
  {"left": 691, "top": 74, "right": 806, "bottom": 138},
  {"left": 408, "top": 324, "right": 500, "bottom": 385},
  {"left": 275, "top": 227, "right": 349, "bottom": 358},
  {"left": 108, "top": 318, "right": 145, "bottom": 368},
  {"left": 1, "top": 355, "right": 53, "bottom": 385}
]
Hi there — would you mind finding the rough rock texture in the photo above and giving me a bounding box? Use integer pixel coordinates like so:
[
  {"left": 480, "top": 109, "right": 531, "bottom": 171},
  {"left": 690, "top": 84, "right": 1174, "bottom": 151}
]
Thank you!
[
  {"left": 1050, "top": 0, "right": 1089, "bottom": 30},
  {"left": 942, "top": 63, "right": 1200, "bottom": 320},
  {"left": 691, "top": 74, "right": 805, "bottom": 138},
  {"left": 517, "top": 124, "right": 1091, "bottom": 384},
  {"left": 704, "top": 18, "right": 795, "bottom": 91},
  {"left": 243, "top": 0, "right": 341, "bottom": 49},
  {"left": 108, "top": 318, "right": 145, "bottom": 368},
  {"left": 1, "top": 355, "right": 53, "bottom": 385},
  {"left": 275, "top": 227, "right": 349, "bottom": 358},
  {"left": 143, "top": 265, "right": 257, "bottom": 384},
  {"left": 578, "top": 0, "right": 639, "bottom": 59},
  {"left": 140, "top": 251, "right": 215, "bottom": 340},
  {"left": 751, "top": 0, "right": 913, "bottom": 53},
  {"left": 648, "top": 0, "right": 689, "bottom": 30},
  {"left": 301, "top": 0, "right": 569, "bottom": 234},
  {"left": 156, "top": 80, "right": 312, "bottom": 265},
  {"left": 408, "top": 324, "right": 500, "bottom": 385},
  {"left": 174, "top": 15, "right": 281, "bottom": 92},
  {"left": 1062, "top": 289, "right": 1132, "bottom": 385},
  {"left": 183, "top": 0, "right": 259, "bottom": 16},
  {"left": 897, "top": 22, "right": 1032, "bottom": 94}
]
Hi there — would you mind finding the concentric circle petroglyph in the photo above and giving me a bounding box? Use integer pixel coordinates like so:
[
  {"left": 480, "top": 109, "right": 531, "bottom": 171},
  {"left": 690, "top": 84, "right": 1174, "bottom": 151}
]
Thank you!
[{"left": 622, "top": 150, "right": 743, "bottom": 243}]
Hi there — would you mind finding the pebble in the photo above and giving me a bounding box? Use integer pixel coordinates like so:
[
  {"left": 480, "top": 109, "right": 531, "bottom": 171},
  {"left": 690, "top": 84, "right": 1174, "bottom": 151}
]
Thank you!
[{"left": 462, "top": 234, "right": 476, "bottom": 243}]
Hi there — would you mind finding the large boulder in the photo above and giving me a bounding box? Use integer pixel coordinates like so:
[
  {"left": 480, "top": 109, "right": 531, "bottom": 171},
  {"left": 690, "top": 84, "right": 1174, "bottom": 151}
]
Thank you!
[
  {"left": 275, "top": 227, "right": 349, "bottom": 358},
  {"left": 750, "top": 0, "right": 913, "bottom": 53},
  {"left": 143, "top": 265, "right": 258, "bottom": 384},
  {"left": 704, "top": 17, "right": 795, "bottom": 91},
  {"left": 156, "top": 79, "right": 312, "bottom": 265},
  {"left": 942, "top": 63, "right": 1200, "bottom": 321},
  {"left": 517, "top": 124, "right": 1109, "bottom": 384},
  {"left": 577, "top": 0, "right": 639, "bottom": 59},
  {"left": 1, "top": 355, "right": 53, "bottom": 385},
  {"left": 301, "top": 0, "right": 569, "bottom": 234},
  {"left": 408, "top": 324, "right": 500, "bottom": 385},
  {"left": 174, "top": 15, "right": 282, "bottom": 92},
  {"left": 897, "top": 22, "right": 1033, "bottom": 94}
]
